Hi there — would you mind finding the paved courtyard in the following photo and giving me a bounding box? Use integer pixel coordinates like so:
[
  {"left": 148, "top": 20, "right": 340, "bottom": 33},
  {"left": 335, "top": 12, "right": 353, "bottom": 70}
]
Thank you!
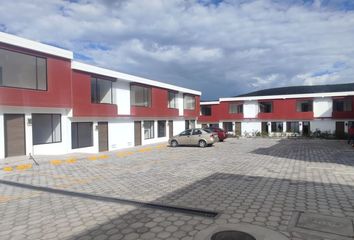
[{"left": 0, "top": 138, "right": 354, "bottom": 240}]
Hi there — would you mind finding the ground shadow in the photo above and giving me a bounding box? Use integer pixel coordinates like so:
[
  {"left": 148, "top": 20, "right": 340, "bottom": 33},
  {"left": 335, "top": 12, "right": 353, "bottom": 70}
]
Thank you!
[{"left": 251, "top": 138, "right": 354, "bottom": 166}]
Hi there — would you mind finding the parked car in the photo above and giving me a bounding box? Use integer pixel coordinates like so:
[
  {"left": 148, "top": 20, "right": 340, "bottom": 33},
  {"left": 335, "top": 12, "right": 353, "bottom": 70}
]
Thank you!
[
  {"left": 203, "top": 127, "right": 227, "bottom": 142},
  {"left": 169, "top": 128, "right": 216, "bottom": 148}
]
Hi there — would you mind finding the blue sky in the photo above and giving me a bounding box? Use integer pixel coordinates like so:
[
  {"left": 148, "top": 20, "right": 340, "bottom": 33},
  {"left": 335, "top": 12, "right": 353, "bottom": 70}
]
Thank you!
[{"left": 0, "top": 0, "right": 354, "bottom": 100}]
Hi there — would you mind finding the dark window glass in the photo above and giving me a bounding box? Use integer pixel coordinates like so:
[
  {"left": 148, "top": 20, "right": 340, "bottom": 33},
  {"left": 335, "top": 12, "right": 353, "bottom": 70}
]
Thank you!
[
  {"left": 286, "top": 122, "right": 300, "bottom": 133},
  {"left": 271, "top": 122, "right": 283, "bottom": 132},
  {"left": 259, "top": 102, "right": 272, "bottom": 113},
  {"left": 32, "top": 114, "right": 61, "bottom": 144},
  {"left": 168, "top": 91, "right": 178, "bottom": 108},
  {"left": 184, "top": 95, "right": 196, "bottom": 110},
  {"left": 201, "top": 105, "right": 212, "bottom": 116},
  {"left": 71, "top": 122, "right": 93, "bottom": 149},
  {"left": 296, "top": 100, "right": 313, "bottom": 112},
  {"left": 91, "top": 77, "right": 113, "bottom": 104},
  {"left": 131, "top": 85, "right": 151, "bottom": 107},
  {"left": 192, "top": 129, "right": 202, "bottom": 135},
  {"left": 0, "top": 48, "right": 47, "bottom": 90},
  {"left": 180, "top": 129, "right": 192, "bottom": 136},
  {"left": 158, "top": 120, "right": 166, "bottom": 138},
  {"left": 144, "top": 121, "right": 154, "bottom": 139},
  {"left": 229, "top": 103, "right": 243, "bottom": 114},
  {"left": 223, "top": 122, "right": 233, "bottom": 132},
  {"left": 333, "top": 99, "right": 352, "bottom": 112}
]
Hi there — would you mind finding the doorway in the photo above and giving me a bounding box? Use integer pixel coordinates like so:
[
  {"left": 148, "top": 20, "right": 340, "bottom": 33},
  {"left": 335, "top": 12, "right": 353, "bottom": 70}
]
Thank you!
[
  {"left": 335, "top": 121, "right": 345, "bottom": 139},
  {"left": 303, "top": 121, "right": 310, "bottom": 136},
  {"left": 4, "top": 114, "right": 26, "bottom": 157},
  {"left": 235, "top": 122, "right": 241, "bottom": 136},
  {"left": 98, "top": 122, "right": 108, "bottom": 152},
  {"left": 168, "top": 120, "right": 174, "bottom": 138},
  {"left": 261, "top": 122, "right": 268, "bottom": 133},
  {"left": 134, "top": 121, "right": 142, "bottom": 146}
]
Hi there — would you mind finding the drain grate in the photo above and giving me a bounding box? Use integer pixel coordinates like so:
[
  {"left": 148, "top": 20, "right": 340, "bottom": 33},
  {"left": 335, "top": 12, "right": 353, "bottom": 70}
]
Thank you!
[
  {"left": 0, "top": 179, "right": 218, "bottom": 218},
  {"left": 211, "top": 230, "right": 256, "bottom": 240},
  {"left": 288, "top": 211, "right": 354, "bottom": 240}
]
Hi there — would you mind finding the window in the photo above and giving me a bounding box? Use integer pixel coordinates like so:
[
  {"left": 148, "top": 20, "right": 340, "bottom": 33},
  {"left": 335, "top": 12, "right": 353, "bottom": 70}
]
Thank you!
[
  {"left": 91, "top": 77, "right": 113, "bottom": 104},
  {"left": 223, "top": 122, "right": 233, "bottom": 132},
  {"left": 333, "top": 99, "right": 352, "bottom": 112},
  {"left": 229, "top": 103, "right": 243, "bottom": 114},
  {"left": 0, "top": 48, "right": 47, "bottom": 90},
  {"left": 286, "top": 122, "right": 300, "bottom": 133},
  {"left": 259, "top": 102, "right": 272, "bottom": 113},
  {"left": 179, "top": 129, "right": 192, "bottom": 136},
  {"left": 131, "top": 85, "right": 151, "bottom": 107},
  {"left": 144, "top": 121, "right": 154, "bottom": 139},
  {"left": 201, "top": 105, "right": 212, "bottom": 116},
  {"left": 192, "top": 129, "right": 202, "bottom": 135},
  {"left": 168, "top": 91, "right": 178, "bottom": 108},
  {"left": 184, "top": 95, "right": 196, "bottom": 110},
  {"left": 271, "top": 122, "right": 283, "bottom": 132},
  {"left": 32, "top": 114, "right": 61, "bottom": 144},
  {"left": 296, "top": 100, "right": 313, "bottom": 112},
  {"left": 158, "top": 120, "right": 166, "bottom": 138},
  {"left": 72, "top": 122, "right": 93, "bottom": 149}
]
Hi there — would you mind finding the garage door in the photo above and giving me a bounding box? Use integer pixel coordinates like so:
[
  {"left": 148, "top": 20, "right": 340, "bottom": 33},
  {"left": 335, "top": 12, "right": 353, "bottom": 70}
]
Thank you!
[{"left": 4, "top": 114, "right": 26, "bottom": 157}]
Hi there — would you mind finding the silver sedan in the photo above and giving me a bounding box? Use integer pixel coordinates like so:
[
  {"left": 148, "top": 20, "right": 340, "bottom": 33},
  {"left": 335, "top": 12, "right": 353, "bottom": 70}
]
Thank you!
[{"left": 168, "top": 128, "right": 216, "bottom": 148}]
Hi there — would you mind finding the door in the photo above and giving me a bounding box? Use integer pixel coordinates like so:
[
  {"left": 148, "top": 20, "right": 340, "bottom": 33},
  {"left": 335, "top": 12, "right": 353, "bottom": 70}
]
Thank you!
[
  {"left": 98, "top": 122, "right": 108, "bottom": 152},
  {"left": 335, "top": 121, "right": 345, "bottom": 139},
  {"left": 134, "top": 121, "right": 142, "bottom": 146},
  {"left": 303, "top": 121, "right": 310, "bottom": 136},
  {"left": 185, "top": 120, "right": 190, "bottom": 130},
  {"left": 168, "top": 120, "right": 174, "bottom": 138},
  {"left": 261, "top": 122, "right": 268, "bottom": 133},
  {"left": 235, "top": 122, "right": 241, "bottom": 136},
  {"left": 4, "top": 114, "right": 26, "bottom": 157}
]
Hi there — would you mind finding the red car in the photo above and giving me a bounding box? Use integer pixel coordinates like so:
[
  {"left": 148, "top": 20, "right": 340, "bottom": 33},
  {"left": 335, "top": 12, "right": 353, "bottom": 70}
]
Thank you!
[{"left": 203, "top": 127, "right": 227, "bottom": 142}]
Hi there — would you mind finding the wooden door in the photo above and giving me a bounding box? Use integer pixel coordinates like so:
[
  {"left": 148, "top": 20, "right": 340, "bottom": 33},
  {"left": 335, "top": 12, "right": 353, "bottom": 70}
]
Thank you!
[
  {"left": 235, "top": 122, "right": 241, "bottom": 136},
  {"left": 185, "top": 120, "right": 190, "bottom": 130},
  {"left": 98, "top": 122, "right": 108, "bottom": 152},
  {"left": 4, "top": 114, "right": 26, "bottom": 157},
  {"left": 134, "top": 121, "right": 142, "bottom": 146},
  {"left": 261, "top": 122, "right": 268, "bottom": 133},
  {"left": 335, "top": 121, "right": 345, "bottom": 139},
  {"left": 168, "top": 120, "right": 173, "bottom": 138}
]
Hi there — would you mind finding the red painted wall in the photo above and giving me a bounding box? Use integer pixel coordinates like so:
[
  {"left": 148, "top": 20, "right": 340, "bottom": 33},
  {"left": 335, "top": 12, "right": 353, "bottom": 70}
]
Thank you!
[
  {"left": 199, "top": 101, "right": 244, "bottom": 122},
  {"left": 332, "top": 97, "right": 354, "bottom": 119},
  {"left": 72, "top": 71, "right": 117, "bottom": 117},
  {"left": 0, "top": 44, "right": 72, "bottom": 108},
  {"left": 130, "top": 86, "right": 179, "bottom": 117},
  {"left": 257, "top": 99, "right": 314, "bottom": 120},
  {"left": 183, "top": 95, "right": 200, "bottom": 118}
]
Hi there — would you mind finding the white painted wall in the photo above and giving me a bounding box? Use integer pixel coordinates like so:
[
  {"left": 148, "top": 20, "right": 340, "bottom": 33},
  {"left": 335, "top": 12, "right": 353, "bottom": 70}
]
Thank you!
[
  {"left": 178, "top": 92, "right": 184, "bottom": 116},
  {"left": 173, "top": 119, "right": 186, "bottom": 136},
  {"left": 243, "top": 101, "right": 259, "bottom": 118},
  {"left": 115, "top": 80, "right": 131, "bottom": 115},
  {"left": 0, "top": 114, "right": 4, "bottom": 159},
  {"left": 314, "top": 97, "right": 333, "bottom": 118},
  {"left": 241, "top": 121, "right": 261, "bottom": 136}
]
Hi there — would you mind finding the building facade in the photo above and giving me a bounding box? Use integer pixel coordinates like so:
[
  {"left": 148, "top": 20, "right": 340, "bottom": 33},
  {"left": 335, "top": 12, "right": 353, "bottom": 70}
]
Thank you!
[
  {"left": 198, "top": 84, "right": 354, "bottom": 137},
  {"left": 0, "top": 32, "right": 200, "bottom": 158}
]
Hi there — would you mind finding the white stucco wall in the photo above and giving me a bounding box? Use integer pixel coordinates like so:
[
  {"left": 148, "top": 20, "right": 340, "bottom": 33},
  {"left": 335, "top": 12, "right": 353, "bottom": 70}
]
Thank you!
[
  {"left": 109, "top": 120, "right": 134, "bottom": 150},
  {"left": 178, "top": 92, "right": 184, "bottom": 116},
  {"left": 310, "top": 120, "right": 336, "bottom": 133},
  {"left": 115, "top": 81, "right": 131, "bottom": 115},
  {"left": 0, "top": 114, "right": 4, "bottom": 159},
  {"left": 243, "top": 101, "right": 259, "bottom": 118},
  {"left": 241, "top": 121, "right": 261, "bottom": 136},
  {"left": 314, "top": 97, "right": 333, "bottom": 118}
]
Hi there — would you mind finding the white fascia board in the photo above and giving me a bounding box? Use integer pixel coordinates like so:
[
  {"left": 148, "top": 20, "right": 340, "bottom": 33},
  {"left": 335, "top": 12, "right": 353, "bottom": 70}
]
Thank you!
[
  {"left": 220, "top": 91, "right": 354, "bottom": 102},
  {"left": 0, "top": 31, "right": 73, "bottom": 59},
  {"left": 72, "top": 61, "right": 201, "bottom": 95},
  {"left": 200, "top": 101, "right": 219, "bottom": 105}
]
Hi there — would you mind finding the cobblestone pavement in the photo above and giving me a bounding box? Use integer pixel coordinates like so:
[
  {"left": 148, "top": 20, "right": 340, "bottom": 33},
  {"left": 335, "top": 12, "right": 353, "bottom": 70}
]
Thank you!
[{"left": 1, "top": 138, "right": 354, "bottom": 240}]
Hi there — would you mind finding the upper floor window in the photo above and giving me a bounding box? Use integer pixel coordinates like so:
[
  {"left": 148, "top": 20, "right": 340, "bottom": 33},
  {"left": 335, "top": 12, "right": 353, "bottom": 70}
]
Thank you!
[
  {"left": 168, "top": 91, "right": 178, "bottom": 109},
  {"left": 259, "top": 102, "right": 272, "bottom": 113},
  {"left": 184, "top": 95, "right": 196, "bottom": 110},
  {"left": 333, "top": 98, "right": 352, "bottom": 112},
  {"left": 201, "top": 105, "right": 212, "bottom": 116},
  {"left": 296, "top": 100, "right": 313, "bottom": 112},
  {"left": 131, "top": 85, "right": 151, "bottom": 107},
  {"left": 91, "top": 77, "right": 113, "bottom": 104},
  {"left": 0, "top": 48, "right": 47, "bottom": 90},
  {"left": 229, "top": 103, "right": 243, "bottom": 114}
]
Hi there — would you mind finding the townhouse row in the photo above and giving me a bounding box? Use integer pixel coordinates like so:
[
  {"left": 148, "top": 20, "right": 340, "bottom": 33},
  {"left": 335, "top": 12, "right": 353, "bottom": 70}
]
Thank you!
[
  {"left": 198, "top": 84, "right": 354, "bottom": 137},
  {"left": 0, "top": 32, "right": 200, "bottom": 158}
]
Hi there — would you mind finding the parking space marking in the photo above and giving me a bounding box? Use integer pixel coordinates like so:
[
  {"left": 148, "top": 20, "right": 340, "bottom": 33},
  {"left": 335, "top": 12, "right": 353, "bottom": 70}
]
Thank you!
[
  {"left": 3, "top": 166, "right": 13, "bottom": 172},
  {"left": 66, "top": 158, "right": 77, "bottom": 164},
  {"left": 15, "top": 164, "right": 32, "bottom": 171},
  {"left": 50, "top": 160, "right": 63, "bottom": 166}
]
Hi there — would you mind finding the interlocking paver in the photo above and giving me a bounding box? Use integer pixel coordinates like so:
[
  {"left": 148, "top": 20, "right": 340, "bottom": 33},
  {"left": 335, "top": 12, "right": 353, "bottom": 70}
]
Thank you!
[{"left": 0, "top": 139, "right": 354, "bottom": 239}]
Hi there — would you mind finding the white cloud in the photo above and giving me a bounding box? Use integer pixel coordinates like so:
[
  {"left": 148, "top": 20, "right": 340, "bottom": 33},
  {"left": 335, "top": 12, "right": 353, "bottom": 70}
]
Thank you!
[{"left": 0, "top": 0, "right": 354, "bottom": 99}]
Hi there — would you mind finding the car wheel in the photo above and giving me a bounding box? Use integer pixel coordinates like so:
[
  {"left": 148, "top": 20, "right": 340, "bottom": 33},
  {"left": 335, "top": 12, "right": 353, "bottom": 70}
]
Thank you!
[
  {"left": 171, "top": 140, "right": 178, "bottom": 147},
  {"left": 199, "top": 140, "right": 207, "bottom": 148}
]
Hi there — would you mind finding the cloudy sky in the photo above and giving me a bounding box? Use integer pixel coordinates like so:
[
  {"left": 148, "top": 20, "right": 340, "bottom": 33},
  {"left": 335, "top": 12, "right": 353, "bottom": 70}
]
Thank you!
[{"left": 0, "top": 0, "right": 353, "bottom": 100}]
